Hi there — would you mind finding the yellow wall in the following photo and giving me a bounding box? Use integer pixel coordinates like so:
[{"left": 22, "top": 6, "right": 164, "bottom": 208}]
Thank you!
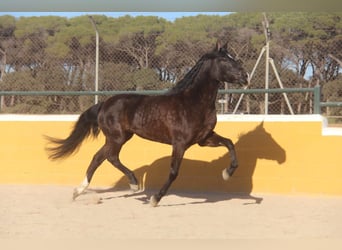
[{"left": 0, "top": 114, "right": 341, "bottom": 196}]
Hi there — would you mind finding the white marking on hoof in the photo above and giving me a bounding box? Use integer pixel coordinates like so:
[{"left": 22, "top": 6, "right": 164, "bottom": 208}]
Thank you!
[
  {"left": 129, "top": 184, "right": 139, "bottom": 192},
  {"left": 222, "top": 169, "right": 230, "bottom": 181},
  {"left": 72, "top": 177, "right": 89, "bottom": 201},
  {"left": 150, "top": 195, "right": 159, "bottom": 207}
]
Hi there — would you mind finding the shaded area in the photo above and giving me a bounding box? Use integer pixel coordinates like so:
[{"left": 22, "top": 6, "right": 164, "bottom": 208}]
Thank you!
[{"left": 93, "top": 122, "right": 286, "bottom": 205}]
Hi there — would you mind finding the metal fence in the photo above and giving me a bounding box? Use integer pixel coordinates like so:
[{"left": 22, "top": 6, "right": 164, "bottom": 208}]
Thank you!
[
  {"left": 0, "top": 15, "right": 341, "bottom": 120},
  {"left": 1, "top": 86, "right": 340, "bottom": 117}
]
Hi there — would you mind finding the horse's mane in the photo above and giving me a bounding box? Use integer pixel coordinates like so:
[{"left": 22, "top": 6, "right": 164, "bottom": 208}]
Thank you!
[{"left": 167, "top": 51, "right": 220, "bottom": 94}]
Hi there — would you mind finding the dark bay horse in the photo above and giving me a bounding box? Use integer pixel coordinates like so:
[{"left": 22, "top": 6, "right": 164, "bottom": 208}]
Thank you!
[{"left": 46, "top": 41, "right": 248, "bottom": 206}]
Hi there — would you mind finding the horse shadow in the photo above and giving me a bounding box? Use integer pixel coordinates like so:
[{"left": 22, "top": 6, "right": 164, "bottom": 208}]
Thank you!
[{"left": 92, "top": 122, "right": 286, "bottom": 206}]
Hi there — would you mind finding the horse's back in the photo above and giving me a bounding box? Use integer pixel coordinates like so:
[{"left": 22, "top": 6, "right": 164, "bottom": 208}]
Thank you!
[{"left": 97, "top": 94, "right": 144, "bottom": 133}]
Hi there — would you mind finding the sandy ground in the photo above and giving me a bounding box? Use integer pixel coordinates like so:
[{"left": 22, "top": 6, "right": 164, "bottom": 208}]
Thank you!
[{"left": 1, "top": 185, "right": 342, "bottom": 241}]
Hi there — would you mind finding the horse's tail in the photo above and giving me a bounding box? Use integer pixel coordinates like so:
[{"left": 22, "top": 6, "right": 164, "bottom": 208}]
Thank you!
[{"left": 45, "top": 102, "right": 103, "bottom": 160}]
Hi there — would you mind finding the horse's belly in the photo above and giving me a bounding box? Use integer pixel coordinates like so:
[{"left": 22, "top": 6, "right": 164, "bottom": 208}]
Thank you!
[
  {"left": 134, "top": 128, "right": 173, "bottom": 145},
  {"left": 131, "top": 114, "right": 173, "bottom": 144}
]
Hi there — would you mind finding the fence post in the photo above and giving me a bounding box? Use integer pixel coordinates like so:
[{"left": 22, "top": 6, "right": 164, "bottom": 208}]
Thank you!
[
  {"left": 313, "top": 85, "right": 321, "bottom": 114},
  {"left": 89, "top": 16, "right": 99, "bottom": 104}
]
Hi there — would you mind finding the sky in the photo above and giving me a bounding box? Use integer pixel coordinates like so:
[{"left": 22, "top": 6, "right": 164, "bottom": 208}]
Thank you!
[{"left": 0, "top": 12, "right": 232, "bottom": 22}]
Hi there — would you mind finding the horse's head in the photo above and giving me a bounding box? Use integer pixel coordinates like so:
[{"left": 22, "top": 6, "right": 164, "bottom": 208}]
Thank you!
[{"left": 211, "top": 40, "right": 249, "bottom": 86}]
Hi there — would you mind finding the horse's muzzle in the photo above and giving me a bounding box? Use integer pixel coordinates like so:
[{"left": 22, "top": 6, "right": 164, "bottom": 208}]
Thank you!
[{"left": 238, "top": 72, "right": 249, "bottom": 86}]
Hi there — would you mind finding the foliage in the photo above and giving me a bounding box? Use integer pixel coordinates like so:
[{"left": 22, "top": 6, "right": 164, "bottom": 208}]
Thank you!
[{"left": 0, "top": 12, "right": 341, "bottom": 114}]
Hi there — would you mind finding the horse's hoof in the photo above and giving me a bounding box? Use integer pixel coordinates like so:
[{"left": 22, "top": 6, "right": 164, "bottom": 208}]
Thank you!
[
  {"left": 150, "top": 195, "right": 159, "bottom": 207},
  {"left": 222, "top": 169, "right": 230, "bottom": 181},
  {"left": 129, "top": 184, "right": 139, "bottom": 192}
]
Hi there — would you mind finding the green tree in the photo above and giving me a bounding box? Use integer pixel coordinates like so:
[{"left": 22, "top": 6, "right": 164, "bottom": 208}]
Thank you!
[{"left": 272, "top": 12, "right": 341, "bottom": 81}]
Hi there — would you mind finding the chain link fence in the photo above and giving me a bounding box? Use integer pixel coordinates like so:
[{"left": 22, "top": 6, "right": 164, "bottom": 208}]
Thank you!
[
  {"left": 0, "top": 35, "right": 210, "bottom": 114},
  {"left": 0, "top": 14, "right": 341, "bottom": 120}
]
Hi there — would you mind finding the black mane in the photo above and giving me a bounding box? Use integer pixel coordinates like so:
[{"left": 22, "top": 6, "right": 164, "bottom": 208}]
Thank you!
[{"left": 168, "top": 48, "right": 231, "bottom": 94}]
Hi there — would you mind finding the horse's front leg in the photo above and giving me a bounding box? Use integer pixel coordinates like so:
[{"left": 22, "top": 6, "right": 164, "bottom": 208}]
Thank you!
[
  {"left": 198, "top": 131, "right": 238, "bottom": 180},
  {"left": 150, "top": 144, "right": 185, "bottom": 207}
]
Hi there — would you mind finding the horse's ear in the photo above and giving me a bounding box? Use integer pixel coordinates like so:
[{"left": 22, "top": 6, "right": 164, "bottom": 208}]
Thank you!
[
  {"left": 215, "top": 40, "right": 228, "bottom": 51},
  {"left": 215, "top": 40, "right": 222, "bottom": 51}
]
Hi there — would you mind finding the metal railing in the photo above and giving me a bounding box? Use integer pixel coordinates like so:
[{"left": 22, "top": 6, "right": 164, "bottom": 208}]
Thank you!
[{"left": 0, "top": 85, "right": 341, "bottom": 115}]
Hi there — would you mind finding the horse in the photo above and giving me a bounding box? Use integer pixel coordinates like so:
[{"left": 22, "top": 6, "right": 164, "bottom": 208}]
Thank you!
[{"left": 45, "top": 41, "right": 248, "bottom": 207}]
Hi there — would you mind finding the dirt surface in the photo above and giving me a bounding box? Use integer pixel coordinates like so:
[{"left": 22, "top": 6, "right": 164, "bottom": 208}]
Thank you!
[{"left": 1, "top": 185, "right": 342, "bottom": 240}]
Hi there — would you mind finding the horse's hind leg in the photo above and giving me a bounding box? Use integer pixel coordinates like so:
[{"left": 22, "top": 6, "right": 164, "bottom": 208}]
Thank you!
[
  {"left": 198, "top": 131, "right": 238, "bottom": 180},
  {"left": 103, "top": 132, "right": 139, "bottom": 191},
  {"left": 73, "top": 137, "right": 139, "bottom": 200},
  {"left": 107, "top": 146, "right": 139, "bottom": 192},
  {"left": 73, "top": 145, "right": 107, "bottom": 200}
]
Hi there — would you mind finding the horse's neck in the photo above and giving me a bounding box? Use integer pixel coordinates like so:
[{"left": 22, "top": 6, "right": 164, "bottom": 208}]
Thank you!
[{"left": 186, "top": 74, "right": 219, "bottom": 105}]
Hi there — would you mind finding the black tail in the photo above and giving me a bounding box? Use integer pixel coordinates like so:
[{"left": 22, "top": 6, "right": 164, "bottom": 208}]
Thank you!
[{"left": 45, "top": 102, "right": 103, "bottom": 160}]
